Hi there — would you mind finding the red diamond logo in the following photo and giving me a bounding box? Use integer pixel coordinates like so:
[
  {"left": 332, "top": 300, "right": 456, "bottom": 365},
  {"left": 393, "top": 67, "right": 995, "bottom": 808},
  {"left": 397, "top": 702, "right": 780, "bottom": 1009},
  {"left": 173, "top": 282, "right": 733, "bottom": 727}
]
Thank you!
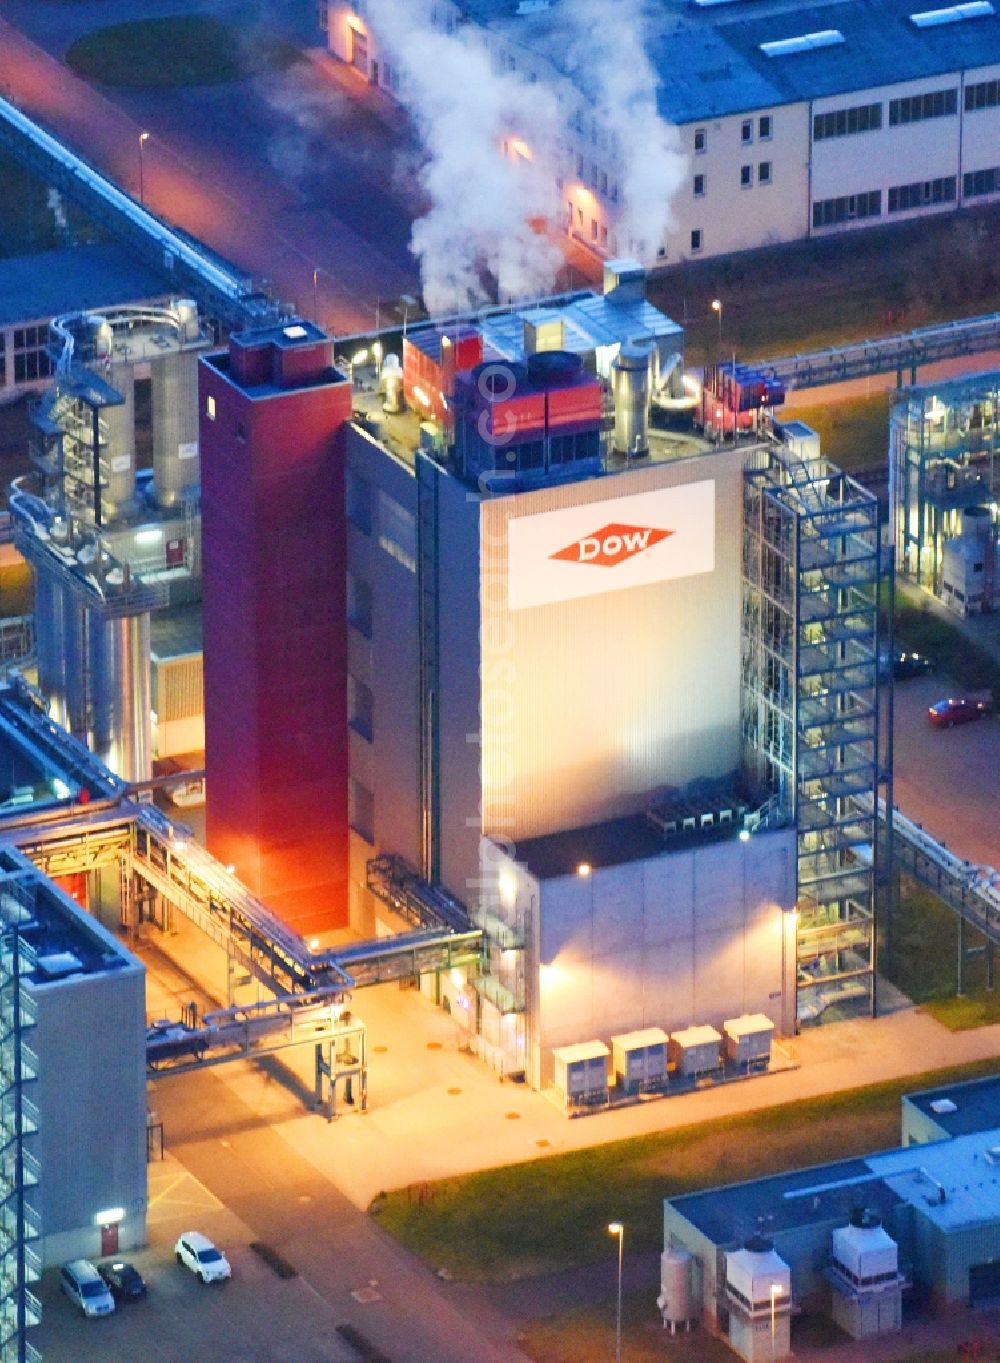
[{"left": 550, "top": 522, "right": 673, "bottom": 567}]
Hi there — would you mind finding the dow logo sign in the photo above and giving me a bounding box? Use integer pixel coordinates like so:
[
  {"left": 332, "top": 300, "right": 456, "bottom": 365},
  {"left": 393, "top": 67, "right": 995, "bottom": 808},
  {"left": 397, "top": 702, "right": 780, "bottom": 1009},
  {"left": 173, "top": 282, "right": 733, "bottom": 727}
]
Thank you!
[
  {"left": 506, "top": 480, "right": 715, "bottom": 609},
  {"left": 550, "top": 522, "right": 673, "bottom": 567}
]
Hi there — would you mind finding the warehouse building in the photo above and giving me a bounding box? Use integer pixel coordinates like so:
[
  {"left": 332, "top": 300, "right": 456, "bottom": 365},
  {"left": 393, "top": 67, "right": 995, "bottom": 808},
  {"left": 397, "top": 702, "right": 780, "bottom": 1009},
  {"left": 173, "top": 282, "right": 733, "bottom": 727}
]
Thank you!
[
  {"left": 199, "top": 260, "right": 885, "bottom": 1091},
  {"left": 663, "top": 1073, "right": 1000, "bottom": 1360},
  {"left": 325, "top": 0, "right": 1000, "bottom": 264}
]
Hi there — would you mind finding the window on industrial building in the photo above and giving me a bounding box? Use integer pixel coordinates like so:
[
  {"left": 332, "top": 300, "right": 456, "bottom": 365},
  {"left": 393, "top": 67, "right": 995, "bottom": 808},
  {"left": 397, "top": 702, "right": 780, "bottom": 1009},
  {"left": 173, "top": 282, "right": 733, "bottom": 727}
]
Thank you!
[
  {"left": 601, "top": 225, "right": 608, "bottom": 245},
  {"left": 205, "top": 395, "right": 216, "bottom": 421},
  {"left": 235, "top": 420, "right": 246, "bottom": 443},
  {"left": 576, "top": 153, "right": 584, "bottom": 177},
  {"left": 0, "top": 333, "right": 6, "bottom": 388},
  {"left": 317, "top": 1, "right": 328, "bottom": 30},
  {"left": 967, "top": 79, "right": 1000, "bottom": 110},
  {"left": 347, "top": 573, "right": 373, "bottom": 637},
  {"left": 690, "top": 229, "right": 703, "bottom": 252},
  {"left": 741, "top": 119, "right": 753, "bottom": 143},
  {"left": 346, "top": 468, "right": 372, "bottom": 534},
  {"left": 377, "top": 490, "right": 416, "bottom": 572},
  {"left": 759, "top": 161, "right": 772, "bottom": 184},
  {"left": 694, "top": 127, "right": 707, "bottom": 153},
  {"left": 347, "top": 676, "right": 374, "bottom": 742},
  {"left": 812, "top": 102, "right": 882, "bottom": 140},
  {"left": 888, "top": 88, "right": 957, "bottom": 125},
  {"left": 348, "top": 778, "right": 375, "bottom": 843},
  {"left": 740, "top": 164, "right": 752, "bottom": 187},
  {"left": 964, "top": 166, "right": 1000, "bottom": 198},
  {"left": 811, "top": 189, "right": 882, "bottom": 228},
  {"left": 887, "top": 176, "right": 956, "bottom": 212},
  {"left": 693, "top": 173, "right": 706, "bottom": 196},
  {"left": 610, "top": 182, "right": 619, "bottom": 202},
  {"left": 12, "top": 326, "right": 52, "bottom": 385},
  {"left": 600, "top": 171, "right": 608, "bottom": 195},
  {"left": 758, "top": 114, "right": 772, "bottom": 140}
]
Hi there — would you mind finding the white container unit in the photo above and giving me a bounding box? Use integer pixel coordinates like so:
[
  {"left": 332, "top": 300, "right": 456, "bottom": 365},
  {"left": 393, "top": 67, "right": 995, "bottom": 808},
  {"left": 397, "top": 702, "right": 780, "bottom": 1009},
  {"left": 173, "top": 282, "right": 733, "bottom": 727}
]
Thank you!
[
  {"left": 552, "top": 1040, "right": 610, "bottom": 1107},
  {"left": 610, "top": 1027, "right": 668, "bottom": 1093},
  {"left": 669, "top": 1025, "right": 722, "bottom": 1079},
  {"left": 723, "top": 1014, "right": 774, "bottom": 1072}
]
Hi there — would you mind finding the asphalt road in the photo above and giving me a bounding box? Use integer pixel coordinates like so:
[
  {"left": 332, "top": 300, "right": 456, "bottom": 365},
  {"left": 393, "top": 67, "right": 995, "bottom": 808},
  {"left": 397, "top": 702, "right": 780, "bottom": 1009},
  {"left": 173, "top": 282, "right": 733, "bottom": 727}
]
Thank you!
[{"left": 0, "top": 0, "right": 423, "bottom": 331}]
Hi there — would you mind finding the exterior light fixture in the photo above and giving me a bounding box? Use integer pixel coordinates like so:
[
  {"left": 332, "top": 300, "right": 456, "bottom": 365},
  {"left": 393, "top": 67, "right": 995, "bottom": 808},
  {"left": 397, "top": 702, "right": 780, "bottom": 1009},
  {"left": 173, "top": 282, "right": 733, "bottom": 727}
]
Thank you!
[
  {"left": 94, "top": 1207, "right": 125, "bottom": 1227},
  {"left": 577, "top": 862, "right": 592, "bottom": 877},
  {"left": 738, "top": 828, "right": 751, "bottom": 842}
]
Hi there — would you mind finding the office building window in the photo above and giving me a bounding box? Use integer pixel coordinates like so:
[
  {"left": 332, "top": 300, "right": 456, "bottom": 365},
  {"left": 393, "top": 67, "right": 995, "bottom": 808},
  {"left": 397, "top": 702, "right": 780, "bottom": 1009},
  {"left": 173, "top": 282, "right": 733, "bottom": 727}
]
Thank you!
[
  {"left": 690, "top": 229, "right": 703, "bottom": 252},
  {"left": 693, "top": 173, "right": 706, "bottom": 196},
  {"left": 740, "top": 164, "right": 752, "bottom": 187},
  {"left": 811, "top": 190, "right": 882, "bottom": 228},
  {"left": 965, "top": 166, "right": 1000, "bottom": 198},
  {"left": 741, "top": 119, "right": 753, "bottom": 143},
  {"left": 758, "top": 114, "right": 773, "bottom": 140},
  {"left": 759, "top": 161, "right": 772, "bottom": 185},
  {"left": 348, "top": 778, "right": 375, "bottom": 843},
  {"left": 967, "top": 79, "right": 1000, "bottom": 111},
  {"left": 888, "top": 88, "right": 957, "bottom": 125},
  {"left": 347, "top": 676, "right": 374, "bottom": 741},
  {"left": 813, "top": 102, "right": 882, "bottom": 140},
  {"left": 694, "top": 127, "right": 707, "bottom": 153},
  {"left": 887, "top": 176, "right": 956, "bottom": 212}
]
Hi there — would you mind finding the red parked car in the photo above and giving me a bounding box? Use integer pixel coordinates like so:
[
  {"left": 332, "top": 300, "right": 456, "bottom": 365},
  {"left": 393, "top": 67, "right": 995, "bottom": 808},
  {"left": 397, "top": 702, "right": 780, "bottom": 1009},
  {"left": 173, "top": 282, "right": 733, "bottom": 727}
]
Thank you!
[{"left": 927, "top": 697, "right": 992, "bottom": 729}]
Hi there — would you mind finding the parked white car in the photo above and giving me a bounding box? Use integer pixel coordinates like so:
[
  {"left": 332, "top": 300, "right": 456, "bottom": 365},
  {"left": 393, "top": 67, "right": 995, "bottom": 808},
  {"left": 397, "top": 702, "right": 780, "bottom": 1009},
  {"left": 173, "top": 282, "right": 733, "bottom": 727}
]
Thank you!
[{"left": 174, "top": 1231, "right": 231, "bottom": 1284}]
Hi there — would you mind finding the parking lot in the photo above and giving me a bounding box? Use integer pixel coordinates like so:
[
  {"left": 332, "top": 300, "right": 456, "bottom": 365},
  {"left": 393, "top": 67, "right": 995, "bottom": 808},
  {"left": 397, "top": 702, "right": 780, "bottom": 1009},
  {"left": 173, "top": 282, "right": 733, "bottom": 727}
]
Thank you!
[
  {"left": 34, "top": 1158, "right": 360, "bottom": 1363},
  {"left": 892, "top": 672, "right": 1000, "bottom": 868}
]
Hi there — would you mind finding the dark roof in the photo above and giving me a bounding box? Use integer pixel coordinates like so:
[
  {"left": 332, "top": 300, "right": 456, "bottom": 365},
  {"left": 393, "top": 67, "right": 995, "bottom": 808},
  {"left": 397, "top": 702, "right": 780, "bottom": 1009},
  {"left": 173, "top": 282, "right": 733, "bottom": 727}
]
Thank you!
[
  {"left": 905, "top": 1073, "right": 1000, "bottom": 1137},
  {"left": 512, "top": 811, "right": 744, "bottom": 879},
  {"left": 669, "top": 1156, "right": 904, "bottom": 1246},
  {"left": 0, "top": 243, "right": 169, "bottom": 328}
]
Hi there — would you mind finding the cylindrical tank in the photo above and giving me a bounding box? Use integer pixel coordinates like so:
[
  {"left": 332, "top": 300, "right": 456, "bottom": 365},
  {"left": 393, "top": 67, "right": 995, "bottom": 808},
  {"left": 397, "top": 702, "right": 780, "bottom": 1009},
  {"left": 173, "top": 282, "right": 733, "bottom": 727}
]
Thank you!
[
  {"left": 658, "top": 1248, "right": 694, "bottom": 1330},
  {"left": 33, "top": 568, "right": 66, "bottom": 721},
  {"left": 381, "top": 356, "right": 404, "bottom": 414},
  {"left": 62, "top": 593, "right": 90, "bottom": 739},
  {"left": 103, "top": 361, "right": 137, "bottom": 521},
  {"left": 89, "top": 610, "right": 152, "bottom": 783},
  {"left": 151, "top": 350, "right": 200, "bottom": 508},
  {"left": 612, "top": 343, "right": 652, "bottom": 457}
]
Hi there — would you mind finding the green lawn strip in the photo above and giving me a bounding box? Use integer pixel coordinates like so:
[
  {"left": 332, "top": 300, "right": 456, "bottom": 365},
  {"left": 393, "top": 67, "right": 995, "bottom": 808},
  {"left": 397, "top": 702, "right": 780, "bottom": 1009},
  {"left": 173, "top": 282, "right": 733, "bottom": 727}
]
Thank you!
[
  {"left": 370, "top": 1058, "right": 1000, "bottom": 1282},
  {"left": 65, "top": 17, "right": 302, "bottom": 88},
  {"left": 519, "top": 1289, "right": 734, "bottom": 1363},
  {"left": 893, "top": 581, "right": 1000, "bottom": 694}
]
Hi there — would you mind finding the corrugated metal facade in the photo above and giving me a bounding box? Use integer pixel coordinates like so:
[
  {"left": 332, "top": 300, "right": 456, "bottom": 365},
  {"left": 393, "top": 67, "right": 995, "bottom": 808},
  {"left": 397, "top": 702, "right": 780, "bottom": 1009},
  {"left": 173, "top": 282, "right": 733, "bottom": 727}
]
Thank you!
[{"left": 478, "top": 449, "right": 746, "bottom": 844}]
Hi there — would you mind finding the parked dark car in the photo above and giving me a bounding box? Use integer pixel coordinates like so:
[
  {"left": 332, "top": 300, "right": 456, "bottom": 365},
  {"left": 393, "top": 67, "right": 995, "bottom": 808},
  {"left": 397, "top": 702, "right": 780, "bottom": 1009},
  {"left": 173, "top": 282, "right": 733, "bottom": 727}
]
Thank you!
[
  {"left": 879, "top": 648, "right": 933, "bottom": 680},
  {"left": 927, "top": 697, "right": 991, "bottom": 728},
  {"left": 97, "top": 1261, "right": 146, "bottom": 1303}
]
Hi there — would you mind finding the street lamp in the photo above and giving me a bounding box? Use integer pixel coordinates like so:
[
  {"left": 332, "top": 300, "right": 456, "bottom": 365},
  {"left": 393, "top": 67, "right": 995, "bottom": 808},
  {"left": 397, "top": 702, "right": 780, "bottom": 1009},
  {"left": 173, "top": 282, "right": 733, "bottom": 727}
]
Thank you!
[
  {"left": 711, "top": 297, "right": 723, "bottom": 343},
  {"left": 608, "top": 1221, "right": 624, "bottom": 1363},
  {"left": 770, "top": 1281, "right": 782, "bottom": 1360},
  {"left": 138, "top": 131, "right": 150, "bottom": 207}
]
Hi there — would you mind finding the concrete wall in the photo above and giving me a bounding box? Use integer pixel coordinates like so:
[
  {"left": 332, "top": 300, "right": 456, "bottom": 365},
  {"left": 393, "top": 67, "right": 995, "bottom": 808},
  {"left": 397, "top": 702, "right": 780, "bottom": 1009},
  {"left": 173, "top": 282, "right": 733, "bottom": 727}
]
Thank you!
[
  {"left": 486, "top": 825, "right": 796, "bottom": 1089},
  {"left": 32, "top": 957, "right": 147, "bottom": 1266}
]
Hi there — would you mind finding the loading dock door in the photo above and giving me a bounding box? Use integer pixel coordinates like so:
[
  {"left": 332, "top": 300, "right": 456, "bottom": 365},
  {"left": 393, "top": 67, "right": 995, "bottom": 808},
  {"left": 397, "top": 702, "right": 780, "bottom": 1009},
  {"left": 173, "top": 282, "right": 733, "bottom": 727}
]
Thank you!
[{"left": 969, "top": 1261, "right": 1000, "bottom": 1306}]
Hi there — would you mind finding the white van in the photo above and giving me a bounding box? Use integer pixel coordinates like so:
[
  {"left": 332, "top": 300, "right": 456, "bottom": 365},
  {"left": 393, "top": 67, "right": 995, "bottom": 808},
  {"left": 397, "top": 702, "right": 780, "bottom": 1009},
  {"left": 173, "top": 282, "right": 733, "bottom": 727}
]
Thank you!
[{"left": 60, "top": 1259, "right": 115, "bottom": 1317}]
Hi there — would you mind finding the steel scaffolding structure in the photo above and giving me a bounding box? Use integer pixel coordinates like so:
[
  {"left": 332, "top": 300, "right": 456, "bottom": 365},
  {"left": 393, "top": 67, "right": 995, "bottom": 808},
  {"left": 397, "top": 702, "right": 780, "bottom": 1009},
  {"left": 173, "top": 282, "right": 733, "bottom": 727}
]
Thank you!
[
  {"left": 742, "top": 447, "right": 883, "bottom": 1025},
  {"left": 0, "top": 891, "right": 41, "bottom": 1363},
  {"left": 890, "top": 369, "right": 1000, "bottom": 592}
]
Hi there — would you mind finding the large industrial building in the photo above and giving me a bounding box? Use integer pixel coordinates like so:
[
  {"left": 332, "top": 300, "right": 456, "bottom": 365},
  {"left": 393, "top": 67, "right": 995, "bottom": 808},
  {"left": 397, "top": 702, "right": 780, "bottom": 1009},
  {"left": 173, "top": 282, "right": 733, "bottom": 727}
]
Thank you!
[
  {"left": 662, "top": 1072, "right": 1000, "bottom": 1361},
  {"left": 324, "top": 0, "right": 1000, "bottom": 264},
  {"left": 199, "top": 260, "right": 886, "bottom": 1089}
]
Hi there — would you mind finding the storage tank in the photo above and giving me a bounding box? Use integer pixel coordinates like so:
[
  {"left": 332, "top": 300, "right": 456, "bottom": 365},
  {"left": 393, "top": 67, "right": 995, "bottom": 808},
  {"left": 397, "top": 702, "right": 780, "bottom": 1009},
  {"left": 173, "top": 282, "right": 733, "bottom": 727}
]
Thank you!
[
  {"left": 612, "top": 343, "right": 652, "bottom": 457},
  {"left": 151, "top": 350, "right": 200, "bottom": 508},
  {"left": 381, "top": 355, "right": 404, "bottom": 414},
  {"left": 89, "top": 608, "right": 152, "bottom": 783},
  {"left": 658, "top": 1247, "right": 695, "bottom": 1334},
  {"left": 103, "top": 361, "right": 137, "bottom": 521},
  {"left": 172, "top": 297, "right": 201, "bottom": 343},
  {"left": 62, "top": 592, "right": 90, "bottom": 738},
  {"left": 669, "top": 1025, "right": 722, "bottom": 1079},
  {"left": 611, "top": 1027, "right": 668, "bottom": 1094},
  {"left": 33, "top": 568, "right": 66, "bottom": 721},
  {"left": 552, "top": 1040, "right": 610, "bottom": 1107}
]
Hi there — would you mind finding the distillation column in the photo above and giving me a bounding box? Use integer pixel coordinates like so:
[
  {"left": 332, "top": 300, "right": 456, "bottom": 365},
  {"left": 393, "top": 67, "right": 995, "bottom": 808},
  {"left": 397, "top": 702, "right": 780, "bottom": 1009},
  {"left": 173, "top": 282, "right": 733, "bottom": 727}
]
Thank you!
[
  {"left": 152, "top": 300, "right": 201, "bottom": 508},
  {"left": 103, "top": 358, "right": 138, "bottom": 522},
  {"left": 89, "top": 608, "right": 152, "bottom": 782}
]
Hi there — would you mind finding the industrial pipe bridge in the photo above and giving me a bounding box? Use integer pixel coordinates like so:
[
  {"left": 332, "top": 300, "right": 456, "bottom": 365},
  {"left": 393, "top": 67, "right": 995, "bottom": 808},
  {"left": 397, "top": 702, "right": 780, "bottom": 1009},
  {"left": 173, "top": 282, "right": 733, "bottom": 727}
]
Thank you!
[{"left": 758, "top": 312, "right": 1000, "bottom": 392}]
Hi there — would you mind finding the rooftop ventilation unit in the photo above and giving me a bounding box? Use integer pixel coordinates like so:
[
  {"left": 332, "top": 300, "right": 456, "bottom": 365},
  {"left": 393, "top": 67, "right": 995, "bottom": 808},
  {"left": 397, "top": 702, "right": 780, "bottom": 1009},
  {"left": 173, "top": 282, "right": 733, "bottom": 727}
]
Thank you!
[
  {"left": 760, "top": 29, "right": 845, "bottom": 56},
  {"left": 910, "top": 1, "right": 994, "bottom": 25},
  {"left": 930, "top": 1097, "right": 958, "bottom": 1114}
]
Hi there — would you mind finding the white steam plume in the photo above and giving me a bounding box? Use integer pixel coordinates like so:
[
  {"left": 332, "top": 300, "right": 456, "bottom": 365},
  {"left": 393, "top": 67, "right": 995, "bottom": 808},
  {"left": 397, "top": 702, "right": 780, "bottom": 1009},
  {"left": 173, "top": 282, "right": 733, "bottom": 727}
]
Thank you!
[
  {"left": 562, "top": 0, "right": 685, "bottom": 258},
  {"left": 365, "top": 0, "right": 565, "bottom": 314}
]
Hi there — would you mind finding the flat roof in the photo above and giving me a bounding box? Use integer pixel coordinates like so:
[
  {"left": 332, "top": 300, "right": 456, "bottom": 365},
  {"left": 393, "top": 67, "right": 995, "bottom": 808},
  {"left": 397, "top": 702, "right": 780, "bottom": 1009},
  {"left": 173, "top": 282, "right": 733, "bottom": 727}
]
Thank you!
[
  {"left": 507, "top": 810, "right": 751, "bottom": 880},
  {"left": 669, "top": 1156, "right": 904, "bottom": 1245},
  {"left": 0, "top": 243, "right": 169, "bottom": 329},
  {"left": 872, "top": 1129, "right": 1000, "bottom": 1231},
  {"left": 904, "top": 1073, "right": 1000, "bottom": 1137},
  {"left": 468, "top": 0, "right": 1000, "bottom": 123}
]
